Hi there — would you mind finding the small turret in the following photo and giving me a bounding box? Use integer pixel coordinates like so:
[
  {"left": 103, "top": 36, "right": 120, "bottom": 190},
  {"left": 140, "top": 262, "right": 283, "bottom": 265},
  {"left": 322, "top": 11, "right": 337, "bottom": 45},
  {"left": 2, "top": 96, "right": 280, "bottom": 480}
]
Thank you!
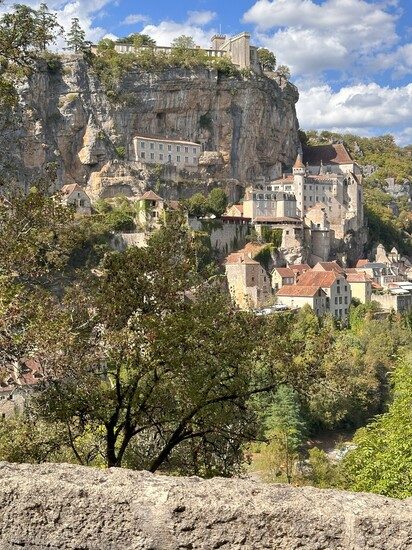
[{"left": 293, "top": 154, "right": 305, "bottom": 175}]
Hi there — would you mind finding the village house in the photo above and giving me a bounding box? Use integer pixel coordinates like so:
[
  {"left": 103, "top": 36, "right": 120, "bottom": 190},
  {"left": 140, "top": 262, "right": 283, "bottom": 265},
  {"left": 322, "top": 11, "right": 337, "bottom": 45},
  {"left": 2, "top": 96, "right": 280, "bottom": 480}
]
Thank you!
[
  {"left": 271, "top": 267, "right": 295, "bottom": 291},
  {"left": 296, "top": 270, "right": 351, "bottom": 323},
  {"left": 133, "top": 136, "right": 202, "bottom": 170},
  {"left": 60, "top": 184, "right": 91, "bottom": 215},
  {"left": 225, "top": 251, "right": 271, "bottom": 310},
  {"left": 0, "top": 360, "right": 42, "bottom": 419},
  {"left": 135, "top": 190, "right": 166, "bottom": 229},
  {"left": 276, "top": 285, "right": 327, "bottom": 316},
  {"left": 345, "top": 272, "right": 372, "bottom": 304}
]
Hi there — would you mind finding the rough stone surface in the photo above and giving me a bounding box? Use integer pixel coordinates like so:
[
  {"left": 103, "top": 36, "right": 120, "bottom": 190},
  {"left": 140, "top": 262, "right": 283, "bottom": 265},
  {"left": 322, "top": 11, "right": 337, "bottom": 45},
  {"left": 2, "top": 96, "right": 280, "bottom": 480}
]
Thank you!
[
  {"left": 2, "top": 55, "right": 299, "bottom": 201},
  {"left": 0, "top": 462, "right": 411, "bottom": 549}
]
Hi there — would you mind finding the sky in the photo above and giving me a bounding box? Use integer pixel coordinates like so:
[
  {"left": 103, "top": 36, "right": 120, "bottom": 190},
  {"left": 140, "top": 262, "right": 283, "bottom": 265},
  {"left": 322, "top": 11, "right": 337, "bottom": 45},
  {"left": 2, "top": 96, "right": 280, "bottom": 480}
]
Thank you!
[{"left": 3, "top": 0, "right": 412, "bottom": 144}]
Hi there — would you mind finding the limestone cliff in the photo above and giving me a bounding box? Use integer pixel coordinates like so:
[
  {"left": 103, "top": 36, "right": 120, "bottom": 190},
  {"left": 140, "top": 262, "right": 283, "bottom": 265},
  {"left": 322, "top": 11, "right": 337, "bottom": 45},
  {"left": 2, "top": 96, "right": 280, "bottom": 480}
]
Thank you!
[
  {"left": 0, "top": 463, "right": 411, "bottom": 549},
  {"left": 1, "top": 55, "right": 300, "bottom": 202}
]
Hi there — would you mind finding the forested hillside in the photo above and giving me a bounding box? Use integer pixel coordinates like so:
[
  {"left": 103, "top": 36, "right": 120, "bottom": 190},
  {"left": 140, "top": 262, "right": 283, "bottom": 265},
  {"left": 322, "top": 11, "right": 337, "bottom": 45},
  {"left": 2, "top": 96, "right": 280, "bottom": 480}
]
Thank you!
[{"left": 301, "top": 130, "right": 412, "bottom": 256}]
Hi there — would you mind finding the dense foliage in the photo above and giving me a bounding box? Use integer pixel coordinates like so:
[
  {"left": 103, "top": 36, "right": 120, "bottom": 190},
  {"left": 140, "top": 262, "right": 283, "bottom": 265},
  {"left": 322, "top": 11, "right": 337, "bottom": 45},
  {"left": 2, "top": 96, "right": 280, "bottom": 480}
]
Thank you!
[{"left": 1, "top": 191, "right": 409, "bottom": 481}]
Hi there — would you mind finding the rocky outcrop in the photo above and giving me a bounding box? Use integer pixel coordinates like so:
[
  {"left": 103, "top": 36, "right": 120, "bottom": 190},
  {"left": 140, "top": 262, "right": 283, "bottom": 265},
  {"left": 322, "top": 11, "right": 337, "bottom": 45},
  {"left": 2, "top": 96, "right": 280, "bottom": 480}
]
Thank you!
[
  {"left": 1, "top": 55, "right": 299, "bottom": 201},
  {"left": 0, "top": 462, "right": 411, "bottom": 549}
]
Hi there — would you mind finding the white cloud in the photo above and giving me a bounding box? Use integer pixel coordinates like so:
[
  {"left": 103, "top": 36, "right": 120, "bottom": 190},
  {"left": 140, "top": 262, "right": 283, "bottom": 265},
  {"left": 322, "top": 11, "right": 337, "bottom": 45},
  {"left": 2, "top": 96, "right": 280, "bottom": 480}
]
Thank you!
[
  {"left": 122, "top": 13, "right": 149, "bottom": 26},
  {"left": 1, "top": 0, "right": 115, "bottom": 43},
  {"left": 140, "top": 12, "right": 217, "bottom": 48},
  {"left": 373, "top": 43, "right": 412, "bottom": 78},
  {"left": 297, "top": 82, "right": 412, "bottom": 137},
  {"left": 243, "top": 0, "right": 400, "bottom": 77},
  {"left": 187, "top": 10, "right": 216, "bottom": 26}
]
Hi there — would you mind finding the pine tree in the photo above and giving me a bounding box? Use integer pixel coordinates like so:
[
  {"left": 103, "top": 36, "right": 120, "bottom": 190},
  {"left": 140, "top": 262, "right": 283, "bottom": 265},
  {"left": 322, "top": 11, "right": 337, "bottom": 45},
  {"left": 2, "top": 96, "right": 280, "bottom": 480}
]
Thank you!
[{"left": 66, "top": 18, "right": 89, "bottom": 53}]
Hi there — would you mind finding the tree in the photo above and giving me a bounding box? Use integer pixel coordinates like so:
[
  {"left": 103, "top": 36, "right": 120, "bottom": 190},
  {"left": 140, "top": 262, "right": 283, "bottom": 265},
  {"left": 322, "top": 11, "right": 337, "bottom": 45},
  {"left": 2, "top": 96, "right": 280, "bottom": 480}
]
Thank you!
[
  {"left": 257, "top": 48, "right": 276, "bottom": 71},
  {"left": 171, "top": 35, "right": 196, "bottom": 50},
  {"left": 276, "top": 65, "right": 291, "bottom": 81},
  {"left": 258, "top": 385, "right": 306, "bottom": 483},
  {"left": 206, "top": 188, "right": 228, "bottom": 217},
  {"left": 116, "top": 33, "right": 156, "bottom": 47},
  {"left": 66, "top": 18, "right": 89, "bottom": 53},
  {"left": 342, "top": 356, "right": 412, "bottom": 498},
  {"left": 186, "top": 193, "right": 207, "bottom": 218},
  {"left": 34, "top": 3, "right": 63, "bottom": 51}
]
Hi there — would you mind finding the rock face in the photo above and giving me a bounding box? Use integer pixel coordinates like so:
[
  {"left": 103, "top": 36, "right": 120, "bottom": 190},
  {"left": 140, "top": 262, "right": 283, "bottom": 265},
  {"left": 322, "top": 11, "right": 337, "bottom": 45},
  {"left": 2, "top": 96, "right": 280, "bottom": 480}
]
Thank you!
[
  {"left": 0, "top": 462, "right": 411, "bottom": 549},
  {"left": 2, "top": 55, "right": 300, "bottom": 201}
]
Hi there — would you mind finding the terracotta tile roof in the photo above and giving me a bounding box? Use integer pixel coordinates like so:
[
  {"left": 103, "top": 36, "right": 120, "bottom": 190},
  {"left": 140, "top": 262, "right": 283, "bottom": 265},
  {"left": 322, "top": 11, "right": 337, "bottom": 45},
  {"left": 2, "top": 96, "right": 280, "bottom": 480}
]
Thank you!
[
  {"left": 297, "top": 270, "right": 341, "bottom": 288},
  {"left": 139, "top": 190, "right": 164, "bottom": 201},
  {"left": 303, "top": 144, "right": 353, "bottom": 166},
  {"left": 372, "top": 281, "right": 383, "bottom": 290},
  {"left": 0, "top": 359, "right": 43, "bottom": 393},
  {"left": 288, "top": 263, "right": 310, "bottom": 272},
  {"left": 60, "top": 183, "right": 84, "bottom": 196},
  {"left": 313, "top": 261, "right": 344, "bottom": 274},
  {"left": 346, "top": 273, "right": 371, "bottom": 283},
  {"left": 272, "top": 267, "right": 294, "bottom": 278},
  {"left": 276, "top": 285, "right": 323, "bottom": 297},
  {"left": 225, "top": 252, "right": 259, "bottom": 266},
  {"left": 356, "top": 259, "right": 369, "bottom": 268},
  {"left": 242, "top": 243, "right": 267, "bottom": 257},
  {"left": 293, "top": 154, "right": 305, "bottom": 169},
  {"left": 232, "top": 204, "right": 243, "bottom": 214}
]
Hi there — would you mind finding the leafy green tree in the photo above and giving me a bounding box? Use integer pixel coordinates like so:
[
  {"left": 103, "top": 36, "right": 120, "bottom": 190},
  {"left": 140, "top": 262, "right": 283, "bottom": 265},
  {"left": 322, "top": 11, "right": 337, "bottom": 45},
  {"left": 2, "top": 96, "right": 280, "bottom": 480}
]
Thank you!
[
  {"left": 342, "top": 356, "right": 412, "bottom": 498},
  {"left": 34, "top": 3, "right": 63, "bottom": 51},
  {"left": 276, "top": 65, "right": 291, "bottom": 80},
  {"left": 116, "top": 33, "right": 156, "bottom": 47},
  {"left": 257, "top": 48, "right": 276, "bottom": 71},
  {"left": 171, "top": 35, "right": 196, "bottom": 50},
  {"left": 186, "top": 192, "right": 208, "bottom": 217},
  {"left": 66, "top": 17, "right": 89, "bottom": 53},
  {"left": 306, "top": 447, "right": 340, "bottom": 488},
  {"left": 206, "top": 188, "right": 228, "bottom": 217}
]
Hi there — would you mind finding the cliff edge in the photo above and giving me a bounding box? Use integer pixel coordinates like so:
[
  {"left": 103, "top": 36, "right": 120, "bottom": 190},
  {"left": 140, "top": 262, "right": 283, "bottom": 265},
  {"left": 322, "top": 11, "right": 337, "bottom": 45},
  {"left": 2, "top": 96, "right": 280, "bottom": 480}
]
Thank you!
[
  {"left": 2, "top": 55, "right": 299, "bottom": 201},
  {"left": 0, "top": 462, "right": 411, "bottom": 549}
]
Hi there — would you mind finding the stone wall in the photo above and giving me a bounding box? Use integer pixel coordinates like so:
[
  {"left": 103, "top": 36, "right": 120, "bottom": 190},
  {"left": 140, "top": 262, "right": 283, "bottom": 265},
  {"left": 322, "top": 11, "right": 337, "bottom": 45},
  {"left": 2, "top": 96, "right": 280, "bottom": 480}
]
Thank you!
[{"left": 0, "top": 463, "right": 411, "bottom": 549}]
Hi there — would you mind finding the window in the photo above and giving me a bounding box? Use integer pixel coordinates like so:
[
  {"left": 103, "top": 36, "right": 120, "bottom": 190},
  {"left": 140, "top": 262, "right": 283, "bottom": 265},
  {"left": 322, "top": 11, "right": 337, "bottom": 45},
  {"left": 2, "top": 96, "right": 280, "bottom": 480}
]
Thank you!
[
  {"left": 150, "top": 142, "right": 154, "bottom": 150},
  {"left": 159, "top": 144, "right": 163, "bottom": 151},
  {"left": 140, "top": 142, "right": 145, "bottom": 149},
  {"left": 193, "top": 147, "right": 197, "bottom": 154},
  {"left": 141, "top": 152, "right": 145, "bottom": 159},
  {"left": 344, "top": 296, "right": 348, "bottom": 304},
  {"left": 285, "top": 230, "right": 289, "bottom": 235},
  {"left": 185, "top": 146, "right": 189, "bottom": 153},
  {"left": 168, "top": 154, "right": 172, "bottom": 162},
  {"left": 79, "top": 199, "right": 85, "bottom": 207},
  {"left": 177, "top": 155, "right": 181, "bottom": 162},
  {"left": 177, "top": 145, "right": 180, "bottom": 152},
  {"left": 339, "top": 296, "right": 342, "bottom": 304},
  {"left": 193, "top": 157, "right": 197, "bottom": 164},
  {"left": 168, "top": 145, "right": 172, "bottom": 151},
  {"left": 159, "top": 154, "right": 163, "bottom": 160},
  {"left": 335, "top": 297, "right": 338, "bottom": 305},
  {"left": 309, "top": 196, "right": 312, "bottom": 201},
  {"left": 316, "top": 196, "right": 319, "bottom": 201},
  {"left": 150, "top": 153, "right": 154, "bottom": 160}
]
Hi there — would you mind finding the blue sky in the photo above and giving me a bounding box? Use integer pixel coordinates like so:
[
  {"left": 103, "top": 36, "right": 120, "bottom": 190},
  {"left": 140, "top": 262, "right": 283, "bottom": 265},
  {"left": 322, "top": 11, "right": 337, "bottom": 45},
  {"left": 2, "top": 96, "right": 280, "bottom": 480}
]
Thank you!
[{"left": 4, "top": 0, "right": 412, "bottom": 144}]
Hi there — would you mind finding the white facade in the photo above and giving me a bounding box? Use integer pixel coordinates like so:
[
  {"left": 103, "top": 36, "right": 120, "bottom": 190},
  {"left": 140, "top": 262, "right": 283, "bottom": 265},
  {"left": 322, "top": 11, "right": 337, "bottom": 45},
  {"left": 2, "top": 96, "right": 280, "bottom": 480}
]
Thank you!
[{"left": 133, "top": 136, "right": 202, "bottom": 169}]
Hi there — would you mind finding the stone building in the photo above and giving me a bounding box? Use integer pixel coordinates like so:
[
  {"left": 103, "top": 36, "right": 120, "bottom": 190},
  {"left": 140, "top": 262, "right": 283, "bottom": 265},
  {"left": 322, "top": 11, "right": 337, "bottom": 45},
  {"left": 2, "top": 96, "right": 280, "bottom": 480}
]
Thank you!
[
  {"left": 60, "top": 184, "right": 91, "bottom": 215},
  {"left": 111, "top": 32, "right": 260, "bottom": 71},
  {"left": 225, "top": 251, "right": 271, "bottom": 310},
  {"left": 297, "top": 270, "right": 351, "bottom": 323},
  {"left": 271, "top": 267, "right": 295, "bottom": 291},
  {"left": 135, "top": 190, "right": 165, "bottom": 229},
  {"left": 345, "top": 272, "right": 372, "bottom": 304},
  {"left": 133, "top": 136, "right": 202, "bottom": 170},
  {"left": 0, "top": 360, "right": 42, "bottom": 418},
  {"left": 276, "top": 285, "right": 327, "bottom": 316}
]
